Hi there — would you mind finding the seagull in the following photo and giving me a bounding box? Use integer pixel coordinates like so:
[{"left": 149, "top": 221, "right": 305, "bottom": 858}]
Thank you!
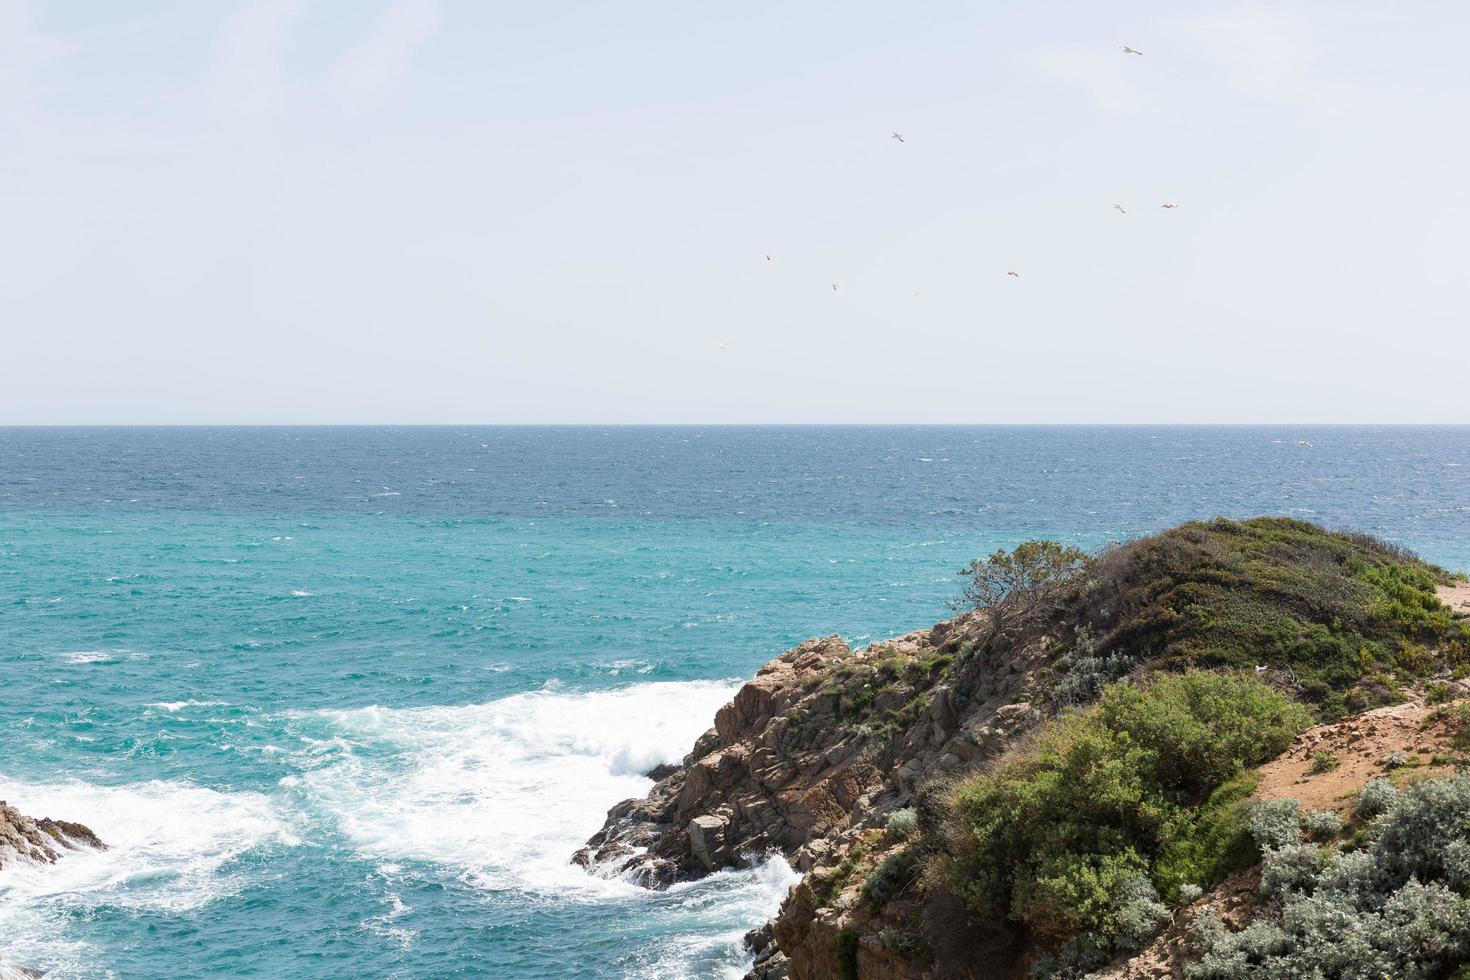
[
  {"left": 1122, "top": 46, "right": 1143, "bottom": 56},
  {"left": 832, "top": 282, "right": 840, "bottom": 291},
  {"left": 1007, "top": 271, "right": 1020, "bottom": 278},
  {"left": 1114, "top": 204, "right": 1127, "bottom": 215},
  {"left": 891, "top": 132, "right": 904, "bottom": 142},
  {"left": 1161, "top": 202, "right": 1179, "bottom": 209},
  {"left": 1297, "top": 440, "right": 1313, "bottom": 448},
  {"left": 765, "top": 254, "right": 771, "bottom": 261},
  {"left": 713, "top": 340, "right": 726, "bottom": 351}
]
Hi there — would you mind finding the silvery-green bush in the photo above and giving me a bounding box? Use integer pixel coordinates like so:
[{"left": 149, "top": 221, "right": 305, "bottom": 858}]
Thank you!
[
  {"left": 1302, "top": 809, "right": 1342, "bottom": 840},
  {"left": 1248, "top": 798, "right": 1301, "bottom": 851},
  {"left": 1111, "top": 875, "right": 1171, "bottom": 950},
  {"left": 885, "top": 807, "right": 918, "bottom": 840},
  {"left": 1258, "top": 843, "right": 1323, "bottom": 898},
  {"left": 1355, "top": 778, "right": 1398, "bottom": 819},
  {"left": 1187, "top": 775, "right": 1470, "bottom": 979},
  {"left": 1370, "top": 773, "right": 1470, "bottom": 892}
]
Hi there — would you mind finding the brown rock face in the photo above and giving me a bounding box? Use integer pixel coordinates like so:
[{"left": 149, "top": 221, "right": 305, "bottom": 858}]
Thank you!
[
  {"left": 0, "top": 799, "right": 105, "bottom": 869},
  {"left": 572, "top": 613, "right": 1053, "bottom": 979},
  {"left": 573, "top": 633, "right": 875, "bottom": 885}
]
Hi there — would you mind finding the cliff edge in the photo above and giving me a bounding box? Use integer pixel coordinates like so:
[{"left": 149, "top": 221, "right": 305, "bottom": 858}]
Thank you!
[{"left": 575, "top": 518, "right": 1470, "bottom": 979}]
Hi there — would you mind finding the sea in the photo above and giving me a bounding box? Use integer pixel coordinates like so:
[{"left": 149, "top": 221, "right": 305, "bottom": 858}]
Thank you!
[{"left": 1, "top": 426, "right": 1467, "bottom": 979}]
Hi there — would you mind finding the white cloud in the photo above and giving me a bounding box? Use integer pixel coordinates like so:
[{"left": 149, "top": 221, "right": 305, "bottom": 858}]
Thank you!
[{"left": 326, "top": 0, "right": 441, "bottom": 110}]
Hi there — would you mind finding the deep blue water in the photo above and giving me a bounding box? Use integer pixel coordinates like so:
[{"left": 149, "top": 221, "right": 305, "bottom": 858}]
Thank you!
[{"left": 1, "top": 426, "right": 1467, "bottom": 978}]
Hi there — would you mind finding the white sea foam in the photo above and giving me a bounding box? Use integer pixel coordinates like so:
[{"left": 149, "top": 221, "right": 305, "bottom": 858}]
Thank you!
[
  {"left": 59, "top": 650, "right": 119, "bottom": 665},
  {"left": 0, "top": 777, "right": 296, "bottom": 972},
  {"left": 628, "top": 855, "right": 802, "bottom": 979},
  {"left": 290, "top": 590, "right": 315, "bottom": 597},
  {"left": 293, "top": 680, "right": 741, "bottom": 895},
  {"left": 146, "top": 699, "right": 230, "bottom": 712}
]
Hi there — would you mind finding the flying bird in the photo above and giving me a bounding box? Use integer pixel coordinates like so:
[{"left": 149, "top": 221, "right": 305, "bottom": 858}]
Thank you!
[
  {"left": 891, "top": 132, "right": 904, "bottom": 142},
  {"left": 832, "top": 282, "right": 840, "bottom": 291},
  {"left": 765, "top": 254, "right": 772, "bottom": 261},
  {"left": 1006, "top": 271, "right": 1020, "bottom": 278},
  {"left": 1161, "top": 202, "right": 1179, "bottom": 209},
  {"left": 1122, "top": 46, "right": 1143, "bottom": 55},
  {"left": 1114, "top": 204, "right": 1127, "bottom": 215},
  {"left": 713, "top": 340, "right": 726, "bottom": 351}
]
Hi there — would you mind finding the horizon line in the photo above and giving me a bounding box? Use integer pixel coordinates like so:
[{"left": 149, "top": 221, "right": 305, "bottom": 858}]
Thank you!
[{"left": 3, "top": 422, "right": 1470, "bottom": 429}]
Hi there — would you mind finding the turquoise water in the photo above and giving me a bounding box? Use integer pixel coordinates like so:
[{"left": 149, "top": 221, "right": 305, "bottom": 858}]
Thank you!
[{"left": 1, "top": 427, "right": 1467, "bottom": 978}]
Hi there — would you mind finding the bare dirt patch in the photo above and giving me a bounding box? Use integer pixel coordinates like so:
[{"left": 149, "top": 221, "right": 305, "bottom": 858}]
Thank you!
[
  {"left": 1252, "top": 700, "right": 1463, "bottom": 813},
  {"left": 1440, "top": 580, "right": 1470, "bottom": 618}
]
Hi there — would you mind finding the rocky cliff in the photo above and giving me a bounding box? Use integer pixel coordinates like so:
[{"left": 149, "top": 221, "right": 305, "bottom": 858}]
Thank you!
[
  {"left": 574, "top": 610, "right": 1054, "bottom": 979},
  {"left": 573, "top": 518, "right": 1470, "bottom": 980}
]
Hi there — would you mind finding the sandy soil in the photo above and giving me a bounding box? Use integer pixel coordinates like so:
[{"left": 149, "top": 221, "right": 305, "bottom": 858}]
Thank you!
[
  {"left": 1252, "top": 700, "right": 1462, "bottom": 812},
  {"left": 1440, "top": 580, "right": 1470, "bottom": 618}
]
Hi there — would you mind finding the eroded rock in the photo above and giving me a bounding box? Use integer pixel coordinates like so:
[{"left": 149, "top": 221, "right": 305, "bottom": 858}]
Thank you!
[{"left": 0, "top": 800, "right": 105, "bottom": 870}]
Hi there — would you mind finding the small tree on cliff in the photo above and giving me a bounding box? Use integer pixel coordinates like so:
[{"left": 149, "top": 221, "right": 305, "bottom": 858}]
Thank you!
[{"left": 955, "top": 540, "right": 1092, "bottom": 647}]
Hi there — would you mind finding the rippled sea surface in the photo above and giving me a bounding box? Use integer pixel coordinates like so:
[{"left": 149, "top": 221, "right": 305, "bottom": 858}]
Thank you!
[{"left": 2, "top": 426, "right": 1467, "bottom": 978}]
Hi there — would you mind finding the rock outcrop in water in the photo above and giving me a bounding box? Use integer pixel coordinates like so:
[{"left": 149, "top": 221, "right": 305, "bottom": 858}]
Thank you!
[
  {"left": 575, "top": 518, "right": 1470, "bottom": 979},
  {"left": 574, "top": 610, "right": 1050, "bottom": 978},
  {"left": 0, "top": 800, "right": 104, "bottom": 869},
  {"left": 1, "top": 801, "right": 104, "bottom": 978}
]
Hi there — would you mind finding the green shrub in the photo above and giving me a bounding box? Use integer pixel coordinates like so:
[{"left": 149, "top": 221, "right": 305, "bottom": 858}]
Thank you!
[
  {"left": 861, "top": 848, "right": 917, "bottom": 911},
  {"left": 1310, "top": 750, "right": 1340, "bottom": 773},
  {"left": 1072, "top": 518, "right": 1469, "bottom": 715},
  {"left": 954, "top": 540, "right": 1093, "bottom": 645},
  {"left": 1384, "top": 750, "right": 1409, "bottom": 769},
  {"left": 1154, "top": 774, "right": 1262, "bottom": 900},
  {"left": 885, "top": 808, "right": 918, "bottom": 840},
  {"left": 943, "top": 671, "right": 1308, "bottom": 957},
  {"left": 877, "top": 926, "right": 923, "bottom": 957}
]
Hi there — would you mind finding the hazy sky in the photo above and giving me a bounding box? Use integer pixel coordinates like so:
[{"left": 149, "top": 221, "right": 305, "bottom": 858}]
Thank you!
[{"left": 3, "top": 1, "right": 1467, "bottom": 423}]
